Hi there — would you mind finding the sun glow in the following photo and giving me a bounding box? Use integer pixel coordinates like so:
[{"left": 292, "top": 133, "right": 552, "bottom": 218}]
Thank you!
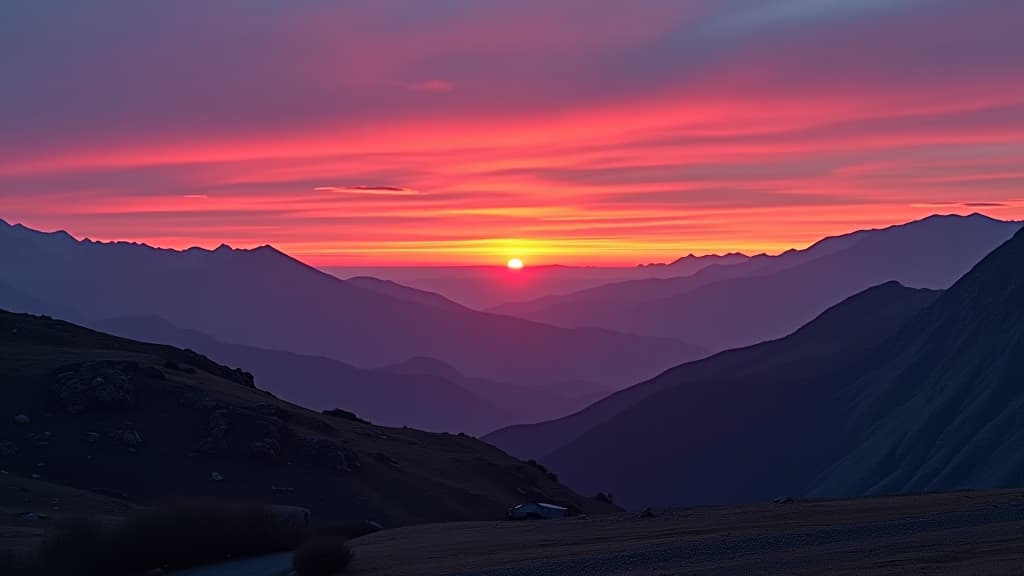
[{"left": 507, "top": 258, "right": 525, "bottom": 270}]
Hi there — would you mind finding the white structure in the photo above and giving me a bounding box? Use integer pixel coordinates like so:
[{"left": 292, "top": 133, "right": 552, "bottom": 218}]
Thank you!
[{"left": 507, "top": 502, "right": 569, "bottom": 520}]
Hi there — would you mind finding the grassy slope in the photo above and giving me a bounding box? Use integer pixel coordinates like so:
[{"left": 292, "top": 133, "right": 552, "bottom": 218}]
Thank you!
[{"left": 0, "top": 309, "right": 618, "bottom": 533}]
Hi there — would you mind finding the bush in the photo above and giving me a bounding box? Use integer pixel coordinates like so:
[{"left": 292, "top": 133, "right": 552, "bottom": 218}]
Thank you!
[
  {"left": 293, "top": 536, "right": 353, "bottom": 576},
  {"left": 30, "top": 503, "right": 307, "bottom": 575},
  {"left": 594, "top": 492, "right": 615, "bottom": 505}
]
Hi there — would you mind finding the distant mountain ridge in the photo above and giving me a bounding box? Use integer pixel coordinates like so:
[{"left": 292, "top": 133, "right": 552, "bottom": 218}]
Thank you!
[
  {"left": 0, "top": 218, "right": 706, "bottom": 393},
  {"left": 92, "top": 315, "right": 604, "bottom": 435},
  {"left": 491, "top": 214, "right": 1022, "bottom": 352}
]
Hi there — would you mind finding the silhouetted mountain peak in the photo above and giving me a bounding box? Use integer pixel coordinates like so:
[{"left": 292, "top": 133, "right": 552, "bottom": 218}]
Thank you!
[{"left": 929, "top": 223, "right": 1024, "bottom": 312}]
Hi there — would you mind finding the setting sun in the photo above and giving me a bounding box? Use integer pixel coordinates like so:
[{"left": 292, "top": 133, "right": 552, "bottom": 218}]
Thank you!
[{"left": 507, "top": 258, "right": 524, "bottom": 270}]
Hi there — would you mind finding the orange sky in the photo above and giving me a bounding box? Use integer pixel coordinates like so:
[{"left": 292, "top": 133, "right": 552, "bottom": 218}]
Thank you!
[{"left": 2, "top": 0, "right": 1023, "bottom": 265}]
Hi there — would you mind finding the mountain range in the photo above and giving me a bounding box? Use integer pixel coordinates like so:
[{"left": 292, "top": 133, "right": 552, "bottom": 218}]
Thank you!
[
  {"left": 487, "top": 224, "right": 1024, "bottom": 509},
  {"left": 89, "top": 315, "right": 601, "bottom": 435},
  {"left": 491, "top": 214, "right": 1022, "bottom": 353},
  {"left": 0, "top": 218, "right": 705, "bottom": 395}
]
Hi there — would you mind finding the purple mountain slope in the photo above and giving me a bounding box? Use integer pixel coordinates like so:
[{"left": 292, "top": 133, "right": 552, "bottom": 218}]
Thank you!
[
  {"left": 486, "top": 281, "right": 941, "bottom": 507},
  {"left": 491, "top": 226, "right": 1024, "bottom": 510},
  {"left": 0, "top": 218, "right": 705, "bottom": 390}
]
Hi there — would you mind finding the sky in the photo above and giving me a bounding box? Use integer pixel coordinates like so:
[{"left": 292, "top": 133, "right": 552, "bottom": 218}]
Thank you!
[{"left": 2, "top": 0, "right": 1023, "bottom": 265}]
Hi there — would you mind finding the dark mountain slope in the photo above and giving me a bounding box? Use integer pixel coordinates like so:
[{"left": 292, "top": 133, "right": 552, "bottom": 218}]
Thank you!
[
  {"left": 503, "top": 226, "right": 1024, "bottom": 510},
  {"left": 813, "top": 225, "right": 1024, "bottom": 497},
  {"left": 486, "top": 282, "right": 940, "bottom": 475},
  {"left": 627, "top": 213, "right": 1021, "bottom": 351},
  {"left": 0, "top": 309, "right": 617, "bottom": 527},
  {"left": 346, "top": 276, "right": 468, "bottom": 311},
  {"left": 490, "top": 215, "right": 1020, "bottom": 353},
  {"left": 0, "top": 281, "right": 81, "bottom": 321},
  {"left": 379, "top": 357, "right": 603, "bottom": 425},
  {"left": 90, "top": 315, "right": 511, "bottom": 435},
  {"left": 0, "top": 219, "right": 705, "bottom": 389}
]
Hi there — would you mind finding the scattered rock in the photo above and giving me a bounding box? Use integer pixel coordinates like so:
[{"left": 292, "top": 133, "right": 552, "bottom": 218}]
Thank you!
[
  {"left": 109, "top": 427, "right": 143, "bottom": 448},
  {"left": 84, "top": 432, "right": 101, "bottom": 444},
  {"left": 322, "top": 408, "right": 365, "bottom": 423},
  {"left": 249, "top": 438, "right": 282, "bottom": 461},
  {"left": 773, "top": 496, "right": 794, "bottom": 504},
  {"left": 18, "top": 512, "right": 47, "bottom": 521},
  {"left": 210, "top": 471, "right": 224, "bottom": 482},
  {"left": 0, "top": 441, "right": 17, "bottom": 457},
  {"left": 197, "top": 409, "right": 230, "bottom": 454},
  {"left": 13, "top": 414, "right": 30, "bottom": 425},
  {"left": 253, "top": 403, "right": 285, "bottom": 419},
  {"left": 53, "top": 361, "right": 137, "bottom": 414},
  {"left": 300, "top": 437, "right": 359, "bottom": 472},
  {"left": 372, "top": 453, "right": 400, "bottom": 469}
]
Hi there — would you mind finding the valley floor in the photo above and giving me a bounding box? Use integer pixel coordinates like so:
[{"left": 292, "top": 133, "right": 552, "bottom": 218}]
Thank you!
[{"left": 346, "top": 490, "right": 1024, "bottom": 575}]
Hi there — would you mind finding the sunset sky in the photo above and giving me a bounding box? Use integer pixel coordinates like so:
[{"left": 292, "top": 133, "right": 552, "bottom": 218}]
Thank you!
[{"left": 2, "top": 0, "right": 1023, "bottom": 265}]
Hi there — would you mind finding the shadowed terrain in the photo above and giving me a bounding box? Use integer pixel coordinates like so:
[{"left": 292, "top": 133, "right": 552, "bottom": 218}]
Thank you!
[
  {"left": 490, "top": 225, "right": 1024, "bottom": 510},
  {"left": 0, "top": 310, "right": 617, "bottom": 530}
]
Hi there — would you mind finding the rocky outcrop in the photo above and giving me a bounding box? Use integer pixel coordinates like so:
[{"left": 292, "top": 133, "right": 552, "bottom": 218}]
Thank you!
[{"left": 52, "top": 361, "right": 152, "bottom": 414}]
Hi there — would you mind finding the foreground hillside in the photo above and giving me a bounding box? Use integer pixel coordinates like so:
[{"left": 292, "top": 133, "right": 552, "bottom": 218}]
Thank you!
[
  {"left": 488, "top": 225, "right": 1024, "bottom": 510},
  {"left": 344, "top": 490, "right": 1024, "bottom": 575},
  {"left": 0, "top": 310, "right": 616, "bottom": 527}
]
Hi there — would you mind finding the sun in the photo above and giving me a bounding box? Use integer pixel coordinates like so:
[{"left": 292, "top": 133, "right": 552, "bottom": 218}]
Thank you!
[{"left": 507, "top": 258, "right": 524, "bottom": 270}]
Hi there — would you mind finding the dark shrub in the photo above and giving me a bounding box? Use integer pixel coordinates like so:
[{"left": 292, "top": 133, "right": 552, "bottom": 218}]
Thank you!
[
  {"left": 30, "top": 503, "right": 307, "bottom": 575},
  {"left": 595, "top": 492, "right": 615, "bottom": 504},
  {"left": 293, "top": 536, "right": 353, "bottom": 576}
]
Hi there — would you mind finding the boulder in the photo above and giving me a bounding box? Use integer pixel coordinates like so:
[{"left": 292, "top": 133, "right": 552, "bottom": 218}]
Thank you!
[
  {"left": 53, "top": 361, "right": 137, "bottom": 414},
  {"left": 109, "top": 427, "right": 143, "bottom": 448},
  {"left": 299, "top": 437, "right": 359, "bottom": 472},
  {"left": 249, "top": 438, "right": 282, "bottom": 461},
  {"left": 13, "top": 414, "right": 30, "bottom": 425},
  {"left": 0, "top": 441, "right": 17, "bottom": 457}
]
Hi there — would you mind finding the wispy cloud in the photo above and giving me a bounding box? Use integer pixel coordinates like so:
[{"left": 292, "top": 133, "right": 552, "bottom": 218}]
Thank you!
[
  {"left": 1, "top": 0, "right": 1022, "bottom": 264},
  {"left": 314, "top": 186, "right": 421, "bottom": 196}
]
